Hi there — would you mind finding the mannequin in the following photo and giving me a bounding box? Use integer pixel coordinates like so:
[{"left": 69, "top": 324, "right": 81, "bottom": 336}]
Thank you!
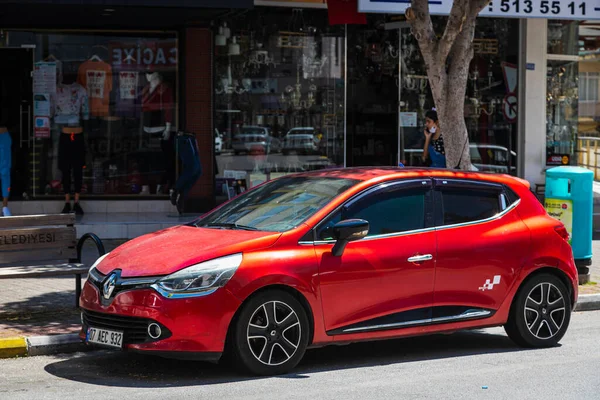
[
  {"left": 142, "top": 72, "right": 172, "bottom": 140},
  {"left": 52, "top": 61, "right": 90, "bottom": 215},
  {"left": 141, "top": 71, "right": 175, "bottom": 192}
]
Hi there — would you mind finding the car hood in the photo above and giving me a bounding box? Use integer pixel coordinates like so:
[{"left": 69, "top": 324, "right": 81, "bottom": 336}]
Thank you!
[{"left": 96, "top": 225, "right": 282, "bottom": 278}]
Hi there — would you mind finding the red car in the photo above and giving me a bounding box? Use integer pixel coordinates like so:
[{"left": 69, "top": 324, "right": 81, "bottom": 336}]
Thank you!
[{"left": 80, "top": 167, "right": 578, "bottom": 375}]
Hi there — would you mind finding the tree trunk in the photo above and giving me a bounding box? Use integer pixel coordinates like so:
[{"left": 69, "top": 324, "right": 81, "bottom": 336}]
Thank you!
[{"left": 407, "top": 0, "right": 490, "bottom": 170}]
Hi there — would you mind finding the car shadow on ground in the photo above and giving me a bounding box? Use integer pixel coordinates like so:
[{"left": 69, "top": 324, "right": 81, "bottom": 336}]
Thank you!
[{"left": 44, "top": 329, "right": 537, "bottom": 387}]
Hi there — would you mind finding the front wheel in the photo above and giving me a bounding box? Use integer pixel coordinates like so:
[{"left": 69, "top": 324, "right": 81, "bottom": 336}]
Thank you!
[
  {"left": 504, "top": 273, "right": 571, "bottom": 348},
  {"left": 230, "top": 290, "right": 310, "bottom": 375}
]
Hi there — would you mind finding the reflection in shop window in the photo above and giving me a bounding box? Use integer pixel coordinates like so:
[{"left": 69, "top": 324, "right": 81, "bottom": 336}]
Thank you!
[
  {"left": 548, "top": 20, "right": 600, "bottom": 169},
  {"left": 7, "top": 31, "right": 178, "bottom": 198},
  {"left": 213, "top": 9, "right": 345, "bottom": 204}
]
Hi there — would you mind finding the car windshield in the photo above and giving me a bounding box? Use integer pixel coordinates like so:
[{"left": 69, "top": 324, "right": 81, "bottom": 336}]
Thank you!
[{"left": 196, "top": 176, "right": 359, "bottom": 232}]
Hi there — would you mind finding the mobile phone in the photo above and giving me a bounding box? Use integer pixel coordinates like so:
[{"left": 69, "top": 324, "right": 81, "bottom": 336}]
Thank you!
[{"left": 429, "top": 126, "right": 437, "bottom": 134}]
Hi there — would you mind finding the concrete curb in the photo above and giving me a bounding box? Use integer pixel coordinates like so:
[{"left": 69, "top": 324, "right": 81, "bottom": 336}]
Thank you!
[
  {"left": 0, "top": 333, "right": 88, "bottom": 359},
  {"left": 27, "top": 333, "right": 88, "bottom": 357},
  {"left": 574, "top": 293, "right": 600, "bottom": 312},
  {"left": 0, "top": 337, "right": 27, "bottom": 358},
  {"left": 0, "top": 295, "right": 599, "bottom": 360}
]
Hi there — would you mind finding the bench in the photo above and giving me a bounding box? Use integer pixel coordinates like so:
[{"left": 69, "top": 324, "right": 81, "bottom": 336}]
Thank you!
[{"left": 0, "top": 214, "right": 105, "bottom": 308}]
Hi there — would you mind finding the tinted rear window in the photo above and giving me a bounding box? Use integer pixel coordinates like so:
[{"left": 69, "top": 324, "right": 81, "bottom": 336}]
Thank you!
[{"left": 441, "top": 190, "right": 500, "bottom": 225}]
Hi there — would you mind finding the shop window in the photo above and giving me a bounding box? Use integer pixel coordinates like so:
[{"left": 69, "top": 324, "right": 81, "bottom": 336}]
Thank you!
[
  {"left": 580, "top": 72, "right": 599, "bottom": 103},
  {"left": 212, "top": 9, "right": 345, "bottom": 204},
  {"left": 5, "top": 31, "right": 178, "bottom": 197}
]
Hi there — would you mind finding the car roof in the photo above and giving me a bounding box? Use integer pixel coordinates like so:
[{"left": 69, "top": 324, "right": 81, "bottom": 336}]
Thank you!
[{"left": 289, "top": 167, "right": 530, "bottom": 189}]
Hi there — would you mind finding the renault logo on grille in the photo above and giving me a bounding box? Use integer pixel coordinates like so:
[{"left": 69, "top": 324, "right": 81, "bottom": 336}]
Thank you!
[{"left": 103, "top": 273, "right": 118, "bottom": 300}]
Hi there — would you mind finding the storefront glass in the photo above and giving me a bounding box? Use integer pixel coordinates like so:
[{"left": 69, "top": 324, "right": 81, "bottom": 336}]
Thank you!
[
  {"left": 3, "top": 31, "right": 179, "bottom": 197},
  {"left": 577, "top": 22, "right": 600, "bottom": 142},
  {"left": 546, "top": 21, "right": 580, "bottom": 167},
  {"left": 345, "top": 16, "right": 519, "bottom": 174},
  {"left": 213, "top": 8, "right": 345, "bottom": 201},
  {"left": 214, "top": 12, "right": 521, "bottom": 198},
  {"left": 547, "top": 20, "right": 600, "bottom": 172}
]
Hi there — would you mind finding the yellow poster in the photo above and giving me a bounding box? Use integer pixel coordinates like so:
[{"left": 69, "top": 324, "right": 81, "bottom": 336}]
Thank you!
[{"left": 545, "top": 198, "right": 573, "bottom": 244}]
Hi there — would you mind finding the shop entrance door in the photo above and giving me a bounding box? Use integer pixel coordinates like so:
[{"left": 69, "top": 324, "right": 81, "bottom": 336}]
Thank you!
[{"left": 0, "top": 48, "right": 34, "bottom": 199}]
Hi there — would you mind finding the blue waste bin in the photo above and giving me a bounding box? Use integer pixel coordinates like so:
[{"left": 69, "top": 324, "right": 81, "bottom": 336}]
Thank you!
[{"left": 544, "top": 166, "right": 593, "bottom": 271}]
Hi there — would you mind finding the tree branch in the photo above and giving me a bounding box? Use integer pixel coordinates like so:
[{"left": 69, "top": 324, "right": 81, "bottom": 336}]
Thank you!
[
  {"left": 407, "top": 0, "right": 437, "bottom": 48},
  {"left": 438, "top": 0, "right": 469, "bottom": 62},
  {"left": 407, "top": 1, "right": 444, "bottom": 103}
]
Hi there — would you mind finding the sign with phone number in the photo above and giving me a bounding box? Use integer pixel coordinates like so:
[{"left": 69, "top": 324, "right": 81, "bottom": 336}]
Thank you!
[{"left": 358, "top": 0, "right": 600, "bottom": 20}]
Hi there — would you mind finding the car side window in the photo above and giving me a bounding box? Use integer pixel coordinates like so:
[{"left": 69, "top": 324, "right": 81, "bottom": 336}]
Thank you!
[
  {"left": 317, "top": 186, "right": 428, "bottom": 240},
  {"left": 440, "top": 189, "right": 500, "bottom": 226}
]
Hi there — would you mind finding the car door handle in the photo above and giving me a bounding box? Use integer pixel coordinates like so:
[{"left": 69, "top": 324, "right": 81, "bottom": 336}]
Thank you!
[{"left": 407, "top": 254, "right": 433, "bottom": 263}]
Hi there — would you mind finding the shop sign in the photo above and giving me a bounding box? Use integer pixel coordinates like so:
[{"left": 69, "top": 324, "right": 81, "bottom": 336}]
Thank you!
[
  {"left": 544, "top": 198, "right": 573, "bottom": 243},
  {"left": 34, "top": 116, "right": 50, "bottom": 138},
  {"left": 358, "top": 0, "right": 600, "bottom": 20},
  {"left": 110, "top": 41, "right": 178, "bottom": 69},
  {"left": 547, "top": 154, "right": 571, "bottom": 166},
  {"left": 33, "top": 62, "right": 56, "bottom": 95}
]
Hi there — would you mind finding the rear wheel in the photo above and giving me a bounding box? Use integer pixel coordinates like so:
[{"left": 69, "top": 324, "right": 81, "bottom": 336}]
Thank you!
[
  {"left": 230, "top": 290, "right": 309, "bottom": 375},
  {"left": 505, "top": 273, "right": 571, "bottom": 348}
]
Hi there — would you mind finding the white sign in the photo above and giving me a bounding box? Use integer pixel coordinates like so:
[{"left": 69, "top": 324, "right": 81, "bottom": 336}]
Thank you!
[
  {"left": 119, "top": 72, "right": 139, "bottom": 100},
  {"left": 33, "top": 62, "right": 57, "bottom": 95},
  {"left": 400, "top": 112, "right": 418, "bottom": 127},
  {"left": 85, "top": 70, "right": 107, "bottom": 99},
  {"left": 33, "top": 93, "right": 51, "bottom": 117},
  {"left": 358, "top": 0, "right": 600, "bottom": 20}
]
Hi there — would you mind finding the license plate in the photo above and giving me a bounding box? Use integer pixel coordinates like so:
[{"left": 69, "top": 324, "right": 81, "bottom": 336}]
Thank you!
[{"left": 86, "top": 327, "right": 123, "bottom": 349}]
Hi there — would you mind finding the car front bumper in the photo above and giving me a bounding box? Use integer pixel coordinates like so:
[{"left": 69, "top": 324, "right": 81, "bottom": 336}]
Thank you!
[{"left": 79, "top": 279, "right": 241, "bottom": 357}]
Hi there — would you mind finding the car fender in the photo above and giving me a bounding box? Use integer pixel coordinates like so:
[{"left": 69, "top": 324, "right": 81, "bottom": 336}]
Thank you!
[
  {"left": 225, "top": 251, "right": 330, "bottom": 345},
  {"left": 493, "top": 256, "right": 576, "bottom": 323}
]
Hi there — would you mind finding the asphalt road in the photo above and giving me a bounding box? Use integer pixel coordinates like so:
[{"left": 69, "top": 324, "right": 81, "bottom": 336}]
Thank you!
[{"left": 1, "top": 311, "right": 599, "bottom": 400}]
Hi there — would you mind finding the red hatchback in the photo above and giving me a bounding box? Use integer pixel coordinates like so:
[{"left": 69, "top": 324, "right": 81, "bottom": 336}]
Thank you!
[{"left": 80, "top": 168, "right": 578, "bottom": 375}]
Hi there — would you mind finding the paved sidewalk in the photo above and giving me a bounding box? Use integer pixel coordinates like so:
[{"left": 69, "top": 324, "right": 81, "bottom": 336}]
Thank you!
[
  {"left": 0, "top": 240, "right": 126, "bottom": 339},
  {"left": 0, "top": 240, "right": 599, "bottom": 341}
]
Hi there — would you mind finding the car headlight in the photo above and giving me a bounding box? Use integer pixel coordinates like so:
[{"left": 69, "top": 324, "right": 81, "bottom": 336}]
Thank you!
[{"left": 153, "top": 253, "right": 243, "bottom": 298}]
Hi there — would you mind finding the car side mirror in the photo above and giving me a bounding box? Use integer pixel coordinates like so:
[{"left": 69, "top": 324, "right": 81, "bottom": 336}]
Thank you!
[{"left": 331, "top": 219, "right": 369, "bottom": 257}]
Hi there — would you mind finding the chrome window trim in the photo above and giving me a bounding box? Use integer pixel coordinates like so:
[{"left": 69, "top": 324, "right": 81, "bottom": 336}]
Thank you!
[
  {"left": 300, "top": 226, "right": 436, "bottom": 246},
  {"left": 435, "top": 198, "right": 521, "bottom": 232}
]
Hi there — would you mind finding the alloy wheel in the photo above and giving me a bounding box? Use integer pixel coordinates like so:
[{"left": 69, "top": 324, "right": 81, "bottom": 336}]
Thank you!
[
  {"left": 246, "top": 301, "right": 301, "bottom": 366},
  {"left": 524, "top": 282, "right": 566, "bottom": 340}
]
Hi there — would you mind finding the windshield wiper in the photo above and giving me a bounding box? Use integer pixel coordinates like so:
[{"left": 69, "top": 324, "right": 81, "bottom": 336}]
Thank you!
[{"left": 203, "top": 223, "right": 259, "bottom": 231}]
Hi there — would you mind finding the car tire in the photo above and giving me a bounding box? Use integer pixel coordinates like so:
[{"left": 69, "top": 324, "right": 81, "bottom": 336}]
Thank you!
[
  {"left": 230, "top": 289, "right": 310, "bottom": 376},
  {"left": 504, "top": 273, "right": 571, "bottom": 348}
]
